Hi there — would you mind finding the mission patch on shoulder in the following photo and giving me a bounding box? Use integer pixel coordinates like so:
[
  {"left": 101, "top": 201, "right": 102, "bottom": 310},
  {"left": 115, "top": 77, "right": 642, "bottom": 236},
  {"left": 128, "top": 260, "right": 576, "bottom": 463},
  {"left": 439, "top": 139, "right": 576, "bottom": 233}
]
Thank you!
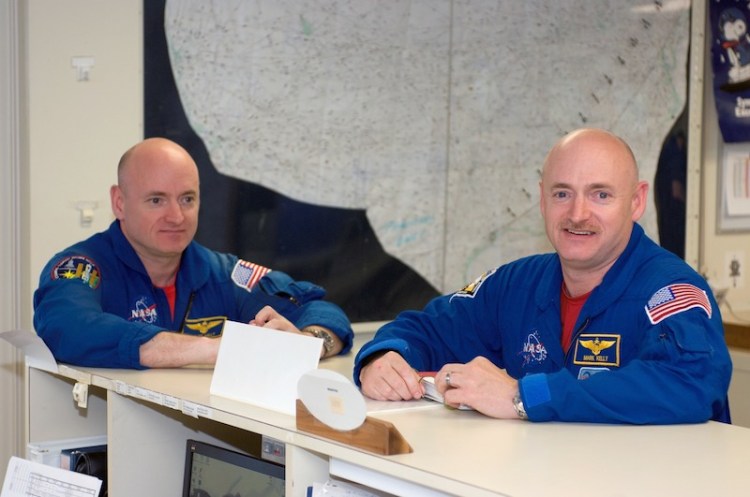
[
  {"left": 451, "top": 268, "right": 497, "bottom": 300},
  {"left": 51, "top": 255, "right": 101, "bottom": 289}
]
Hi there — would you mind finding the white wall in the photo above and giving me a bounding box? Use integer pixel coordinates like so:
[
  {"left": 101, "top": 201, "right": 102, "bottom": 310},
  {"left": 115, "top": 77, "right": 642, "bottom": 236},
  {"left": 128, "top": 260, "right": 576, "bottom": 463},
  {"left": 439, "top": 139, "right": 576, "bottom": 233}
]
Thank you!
[
  {"left": 25, "top": 0, "right": 143, "bottom": 294},
  {"left": 1, "top": 0, "right": 24, "bottom": 469},
  {"left": 0, "top": 0, "right": 142, "bottom": 460}
]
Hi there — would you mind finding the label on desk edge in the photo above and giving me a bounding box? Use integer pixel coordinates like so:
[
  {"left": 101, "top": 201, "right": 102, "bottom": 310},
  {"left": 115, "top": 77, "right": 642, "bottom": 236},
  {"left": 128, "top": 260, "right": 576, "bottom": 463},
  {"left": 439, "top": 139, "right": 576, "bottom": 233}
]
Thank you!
[
  {"left": 112, "top": 380, "right": 181, "bottom": 411},
  {"left": 163, "top": 395, "right": 181, "bottom": 410},
  {"left": 182, "top": 400, "right": 213, "bottom": 419}
]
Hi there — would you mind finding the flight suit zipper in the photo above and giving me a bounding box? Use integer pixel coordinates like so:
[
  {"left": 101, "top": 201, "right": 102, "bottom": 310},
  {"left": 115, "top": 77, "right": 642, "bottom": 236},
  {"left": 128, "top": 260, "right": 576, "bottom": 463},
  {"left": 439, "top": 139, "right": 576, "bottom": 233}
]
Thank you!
[{"left": 565, "top": 317, "right": 590, "bottom": 362}]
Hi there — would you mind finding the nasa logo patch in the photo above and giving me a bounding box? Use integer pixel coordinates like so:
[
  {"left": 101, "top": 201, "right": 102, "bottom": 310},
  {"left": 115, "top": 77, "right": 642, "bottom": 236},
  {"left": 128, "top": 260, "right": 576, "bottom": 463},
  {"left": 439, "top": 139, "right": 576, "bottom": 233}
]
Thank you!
[
  {"left": 129, "top": 296, "right": 158, "bottom": 324},
  {"left": 519, "top": 331, "right": 548, "bottom": 367}
]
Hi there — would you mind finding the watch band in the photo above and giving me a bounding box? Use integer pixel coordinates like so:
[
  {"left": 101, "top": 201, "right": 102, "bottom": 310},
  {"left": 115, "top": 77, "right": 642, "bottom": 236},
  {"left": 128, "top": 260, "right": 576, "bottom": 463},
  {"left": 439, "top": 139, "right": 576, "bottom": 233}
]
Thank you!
[
  {"left": 302, "top": 326, "right": 335, "bottom": 358},
  {"left": 512, "top": 392, "right": 528, "bottom": 420}
]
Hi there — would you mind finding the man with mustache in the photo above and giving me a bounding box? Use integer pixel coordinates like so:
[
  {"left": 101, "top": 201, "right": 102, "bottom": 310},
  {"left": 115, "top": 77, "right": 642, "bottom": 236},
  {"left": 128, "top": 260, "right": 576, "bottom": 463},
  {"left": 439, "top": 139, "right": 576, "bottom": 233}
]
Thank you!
[{"left": 354, "top": 128, "right": 731, "bottom": 424}]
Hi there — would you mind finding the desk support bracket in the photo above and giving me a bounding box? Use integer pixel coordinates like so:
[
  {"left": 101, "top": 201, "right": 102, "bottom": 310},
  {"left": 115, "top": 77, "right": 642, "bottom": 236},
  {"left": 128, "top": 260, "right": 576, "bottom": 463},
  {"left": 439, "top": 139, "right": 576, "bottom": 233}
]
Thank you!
[{"left": 72, "top": 382, "right": 89, "bottom": 409}]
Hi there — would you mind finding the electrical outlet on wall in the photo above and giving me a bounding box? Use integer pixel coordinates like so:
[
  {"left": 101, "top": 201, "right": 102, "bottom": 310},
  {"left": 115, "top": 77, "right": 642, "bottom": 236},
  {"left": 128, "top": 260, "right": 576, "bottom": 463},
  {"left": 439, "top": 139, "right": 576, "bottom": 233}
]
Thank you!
[
  {"left": 725, "top": 250, "right": 745, "bottom": 289},
  {"left": 700, "top": 266, "right": 724, "bottom": 301},
  {"left": 713, "top": 286, "right": 729, "bottom": 306}
]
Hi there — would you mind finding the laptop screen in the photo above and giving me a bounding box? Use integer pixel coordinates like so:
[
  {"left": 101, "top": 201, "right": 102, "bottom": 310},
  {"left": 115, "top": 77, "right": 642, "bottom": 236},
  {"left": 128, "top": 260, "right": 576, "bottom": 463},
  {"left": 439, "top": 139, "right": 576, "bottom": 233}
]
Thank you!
[{"left": 182, "top": 439, "right": 285, "bottom": 497}]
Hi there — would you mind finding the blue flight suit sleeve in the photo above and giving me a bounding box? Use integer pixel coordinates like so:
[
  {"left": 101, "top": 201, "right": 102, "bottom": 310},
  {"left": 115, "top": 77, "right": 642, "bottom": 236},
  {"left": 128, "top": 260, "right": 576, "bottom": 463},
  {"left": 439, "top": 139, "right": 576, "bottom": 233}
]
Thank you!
[
  {"left": 33, "top": 256, "right": 162, "bottom": 369},
  {"left": 520, "top": 303, "right": 732, "bottom": 424},
  {"left": 353, "top": 270, "right": 503, "bottom": 384},
  {"left": 255, "top": 271, "right": 354, "bottom": 354}
]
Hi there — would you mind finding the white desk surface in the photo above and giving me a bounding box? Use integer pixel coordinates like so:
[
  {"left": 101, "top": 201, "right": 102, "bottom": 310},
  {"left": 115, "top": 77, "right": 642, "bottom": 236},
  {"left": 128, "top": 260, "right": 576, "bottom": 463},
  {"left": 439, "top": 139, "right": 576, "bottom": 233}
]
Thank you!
[{"left": 53, "top": 346, "right": 750, "bottom": 497}]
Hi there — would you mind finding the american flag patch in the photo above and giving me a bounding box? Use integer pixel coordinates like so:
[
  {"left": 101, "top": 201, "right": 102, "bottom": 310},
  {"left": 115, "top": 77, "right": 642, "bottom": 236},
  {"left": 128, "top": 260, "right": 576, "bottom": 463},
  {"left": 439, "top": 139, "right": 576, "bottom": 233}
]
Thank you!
[
  {"left": 231, "top": 260, "right": 271, "bottom": 292},
  {"left": 645, "top": 284, "right": 712, "bottom": 325}
]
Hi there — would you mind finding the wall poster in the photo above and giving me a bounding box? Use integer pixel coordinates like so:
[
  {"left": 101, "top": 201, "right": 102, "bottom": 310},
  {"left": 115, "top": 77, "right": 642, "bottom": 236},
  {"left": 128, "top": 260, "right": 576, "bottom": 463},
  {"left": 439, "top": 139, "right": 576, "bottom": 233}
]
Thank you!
[{"left": 710, "top": 0, "right": 750, "bottom": 142}]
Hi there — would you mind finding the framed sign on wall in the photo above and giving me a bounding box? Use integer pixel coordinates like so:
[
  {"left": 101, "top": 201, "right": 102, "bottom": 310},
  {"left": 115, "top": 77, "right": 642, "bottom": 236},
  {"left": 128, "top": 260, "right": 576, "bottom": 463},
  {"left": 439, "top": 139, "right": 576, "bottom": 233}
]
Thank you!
[{"left": 719, "top": 143, "right": 750, "bottom": 233}]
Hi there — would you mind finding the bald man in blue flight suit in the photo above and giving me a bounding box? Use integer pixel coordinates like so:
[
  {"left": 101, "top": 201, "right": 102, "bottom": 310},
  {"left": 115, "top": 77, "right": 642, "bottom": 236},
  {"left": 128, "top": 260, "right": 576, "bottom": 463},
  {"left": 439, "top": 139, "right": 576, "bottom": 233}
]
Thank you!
[
  {"left": 355, "top": 128, "right": 731, "bottom": 424},
  {"left": 34, "top": 138, "right": 352, "bottom": 369}
]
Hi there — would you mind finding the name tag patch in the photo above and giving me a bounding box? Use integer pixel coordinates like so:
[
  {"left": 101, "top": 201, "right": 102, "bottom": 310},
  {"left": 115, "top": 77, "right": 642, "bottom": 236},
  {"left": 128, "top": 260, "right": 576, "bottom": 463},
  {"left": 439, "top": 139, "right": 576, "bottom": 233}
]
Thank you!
[
  {"left": 573, "top": 334, "right": 620, "bottom": 367},
  {"left": 182, "top": 316, "right": 226, "bottom": 337}
]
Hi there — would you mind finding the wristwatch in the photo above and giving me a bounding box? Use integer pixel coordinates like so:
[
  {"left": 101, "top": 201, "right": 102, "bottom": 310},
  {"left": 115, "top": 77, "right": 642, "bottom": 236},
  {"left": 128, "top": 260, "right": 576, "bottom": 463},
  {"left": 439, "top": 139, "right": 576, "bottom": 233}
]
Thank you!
[
  {"left": 302, "top": 326, "right": 335, "bottom": 358},
  {"left": 512, "top": 392, "right": 528, "bottom": 420}
]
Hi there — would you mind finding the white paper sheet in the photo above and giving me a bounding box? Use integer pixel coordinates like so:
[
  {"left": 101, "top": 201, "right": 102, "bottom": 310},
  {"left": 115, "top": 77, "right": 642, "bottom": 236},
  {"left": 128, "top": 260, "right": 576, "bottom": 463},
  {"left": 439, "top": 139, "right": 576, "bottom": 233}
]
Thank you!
[
  {"left": 1, "top": 456, "right": 102, "bottom": 497},
  {"left": 210, "top": 321, "right": 321, "bottom": 415},
  {"left": 0, "top": 330, "right": 58, "bottom": 373}
]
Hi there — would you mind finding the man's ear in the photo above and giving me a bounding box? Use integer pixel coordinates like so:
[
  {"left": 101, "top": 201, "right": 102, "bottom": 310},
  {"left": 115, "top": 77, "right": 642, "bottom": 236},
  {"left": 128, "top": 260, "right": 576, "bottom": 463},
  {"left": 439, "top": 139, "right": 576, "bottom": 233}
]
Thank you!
[
  {"left": 631, "top": 180, "right": 649, "bottom": 222},
  {"left": 110, "top": 185, "right": 124, "bottom": 220},
  {"left": 538, "top": 180, "right": 545, "bottom": 218}
]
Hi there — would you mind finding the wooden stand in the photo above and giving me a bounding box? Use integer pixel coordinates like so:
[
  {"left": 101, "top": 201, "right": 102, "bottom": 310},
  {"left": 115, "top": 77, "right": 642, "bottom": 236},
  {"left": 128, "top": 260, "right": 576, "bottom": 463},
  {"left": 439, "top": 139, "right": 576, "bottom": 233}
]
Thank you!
[{"left": 296, "top": 399, "right": 413, "bottom": 455}]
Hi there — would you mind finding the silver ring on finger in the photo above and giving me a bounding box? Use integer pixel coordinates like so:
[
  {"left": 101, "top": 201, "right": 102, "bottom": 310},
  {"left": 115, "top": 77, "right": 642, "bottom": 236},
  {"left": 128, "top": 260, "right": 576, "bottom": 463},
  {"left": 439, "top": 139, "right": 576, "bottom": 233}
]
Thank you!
[{"left": 445, "top": 371, "right": 453, "bottom": 387}]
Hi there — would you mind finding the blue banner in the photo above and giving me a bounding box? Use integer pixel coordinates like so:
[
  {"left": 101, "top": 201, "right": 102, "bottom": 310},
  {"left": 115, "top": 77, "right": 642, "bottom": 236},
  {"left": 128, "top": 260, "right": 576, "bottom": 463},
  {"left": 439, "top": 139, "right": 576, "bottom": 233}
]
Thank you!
[{"left": 710, "top": 0, "right": 750, "bottom": 142}]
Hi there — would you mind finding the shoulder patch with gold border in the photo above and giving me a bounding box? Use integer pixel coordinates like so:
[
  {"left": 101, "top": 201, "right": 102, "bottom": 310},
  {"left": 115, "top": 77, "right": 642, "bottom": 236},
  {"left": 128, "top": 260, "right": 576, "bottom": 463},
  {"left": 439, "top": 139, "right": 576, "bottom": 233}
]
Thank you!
[{"left": 450, "top": 268, "right": 497, "bottom": 301}]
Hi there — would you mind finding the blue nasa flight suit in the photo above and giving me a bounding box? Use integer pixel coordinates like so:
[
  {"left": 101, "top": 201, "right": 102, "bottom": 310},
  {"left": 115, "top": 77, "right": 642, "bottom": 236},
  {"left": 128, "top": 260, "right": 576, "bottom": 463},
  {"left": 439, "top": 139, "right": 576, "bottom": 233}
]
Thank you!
[
  {"left": 354, "top": 224, "right": 732, "bottom": 424},
  {"left": 34, "top": 221, "right": 353, "bottom": 369}
]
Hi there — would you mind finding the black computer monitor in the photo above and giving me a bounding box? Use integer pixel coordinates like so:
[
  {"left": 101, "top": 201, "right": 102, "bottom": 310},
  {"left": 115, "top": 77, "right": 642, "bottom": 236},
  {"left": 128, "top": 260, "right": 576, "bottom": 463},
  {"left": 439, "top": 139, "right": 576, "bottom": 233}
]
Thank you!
[{"left": 182, "top": 439, "right": 285, "bottom": 497}]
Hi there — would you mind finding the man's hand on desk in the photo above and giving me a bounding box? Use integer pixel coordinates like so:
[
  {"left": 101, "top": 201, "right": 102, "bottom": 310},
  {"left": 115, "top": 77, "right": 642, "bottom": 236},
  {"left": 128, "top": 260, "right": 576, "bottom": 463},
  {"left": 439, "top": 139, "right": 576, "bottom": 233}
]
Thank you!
[
  {"left": 250, "top": 305, "right": 343, "bottom": 358},
  {"left": 250, "top": 305, "right": 301, "bottom": 333},
  {"left": 359, "top": 351, "right": 424, "bottom": 400},
  {"left": 435, "top": 357, "right": 519, "bottom": 419},
  {"left": 360, "top": 353, "right": 521, "bottom": 419}
]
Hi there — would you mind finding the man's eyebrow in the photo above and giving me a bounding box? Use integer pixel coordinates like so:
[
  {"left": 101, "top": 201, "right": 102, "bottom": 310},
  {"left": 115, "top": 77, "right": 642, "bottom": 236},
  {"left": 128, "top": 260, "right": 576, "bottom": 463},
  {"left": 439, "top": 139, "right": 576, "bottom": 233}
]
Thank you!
[
  {"left": 143, "top": 190, "right": 167, "bottom": 197},
  {"left": 586, "top": 182, "right": 613, "bottom": 190},
  {"left": 549, "top": 181, "right": 613, "bottom": 190},
  {"left": 549, "top": 181, "right": 570, "bottom": 189},
  {"left": 143, "top": 189, "right": 198, "bottom": 197}
]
